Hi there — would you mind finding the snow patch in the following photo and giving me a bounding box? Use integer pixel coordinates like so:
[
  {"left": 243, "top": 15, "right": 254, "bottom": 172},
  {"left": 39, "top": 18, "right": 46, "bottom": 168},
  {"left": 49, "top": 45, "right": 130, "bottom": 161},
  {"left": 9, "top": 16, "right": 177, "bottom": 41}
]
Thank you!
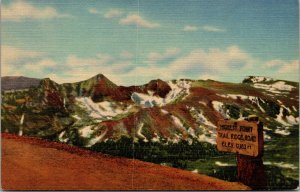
[
  {"left": 18, "top": 113, "right": 25, "bottom": 136},
  {"left": 72, "top": 115, "right": 81, "bottom": 120},
  {"left": 248, "top": 96, "right": 265, "bottom": 112},
  {"left": 18, "top": 127, "right": 23, "bottom": 136},
  {"left": 187, "top": 138, "right": 193, "bottom": 145},
  {"left": 198, "top": 134, "right": 216, "bottom": 145},
  {"left": 273, "top": 162, "right": 298, "bottom": 170},
  {"left": 286, "top": 115, "right": 299, "bottom": 125},
  {"left": 131, "top": 92, "right": 165, "bottom": 108},
  {"left": 263, "top": 126, "right": 272, "bottom": 131},
  {"left": 58, "top": 131, "right": 69, "bottom": 143},
  {"left": 160, "top": 109, "right": 169, "bottom": 114},
  {"left": 217, "top": 94, "right": 248, "bottom": 100},
  {"left": 189, "top": 107, "right": 216, "bottom": 128},
  {"left": 264, "top": 161, "right": 272, "bottom": 165},
  {"left": 166, "top": 80, "right": 191, "bottom": 103},
  {"left": 170, "top": 134, "right": 181, "bottom": 144},
  {"left": 264, "top": 162, "right": 298, "bottom": 170},
  {"left": 76, "top": 97, "right": 131, "bottom": 120},
  {"left": 247, "top": 76, "right": 273, "bottom": 83},
  {"left": 171, "top": 115, "right": 186, "bottom": 130},
  {"left": 151, "top": 133, "right": 161, "bottom": 143},
  {"left": 228, "top": 94, "right": 249, "bottom": 100},
  {"left": 187, "top": 127, "right": 196, "bottom": 138},
  {"left": 79, "top": 125, "right": 96, "bottom": 138},
  {"left": 20, "top": 113, "right": 25, "bottom": 125},
  {"left": 188, "top": 107, "right": 217, "bottom": 143},
  {"left": 276, "top": 108, "right": 291, "bottom": 126},
  {"left": 283, "top": 106, "right": 292, "bottom": 113},
  {"left": 136, "top": 123, "right": 148, "bottom": 142},
  {"left": 215, "top": 161, "right": 234, "bottom": 167},
  {"left": 252, "top": 81, "right": 295, "bottom": 94},
  {"left": 216, "top": 94, "right": 227, "bottom": 98},
  {"left": 275, "top": 127, "right": 290, "bottom": 136},
  {"left": 131, "top": 80, "right": 191, "bottom": 108},
  {"left": 272, "top": 81, "right": 295, "bottom": 91},
  {"left": 86, "top": 128, "right": 108, "bottom": 147},
  {"left": 199, "top": 101, "right": 207, "bottom": 106},
  {"left": 212, "top": 101, "right": 223, "bottom": 113},
  {"left": 237, "top": 113, "right": 244, "bottom": 120},
  {"left": 212, "top": 101, "right": 228, "bottom": 118}
]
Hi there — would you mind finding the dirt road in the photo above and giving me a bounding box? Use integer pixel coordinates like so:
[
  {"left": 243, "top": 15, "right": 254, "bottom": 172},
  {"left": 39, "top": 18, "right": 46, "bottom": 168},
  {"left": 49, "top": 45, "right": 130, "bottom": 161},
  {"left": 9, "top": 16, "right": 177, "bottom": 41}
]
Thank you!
[{"left": 2, "top": 134, "right": 250, "bottom": 190}]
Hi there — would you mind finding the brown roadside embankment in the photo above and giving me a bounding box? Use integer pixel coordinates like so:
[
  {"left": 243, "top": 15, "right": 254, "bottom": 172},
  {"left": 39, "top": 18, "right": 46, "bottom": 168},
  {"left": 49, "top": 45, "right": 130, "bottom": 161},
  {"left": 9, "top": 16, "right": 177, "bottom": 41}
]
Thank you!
[{"left": 2, "top": 133, "right": 250, "bottom": 190}]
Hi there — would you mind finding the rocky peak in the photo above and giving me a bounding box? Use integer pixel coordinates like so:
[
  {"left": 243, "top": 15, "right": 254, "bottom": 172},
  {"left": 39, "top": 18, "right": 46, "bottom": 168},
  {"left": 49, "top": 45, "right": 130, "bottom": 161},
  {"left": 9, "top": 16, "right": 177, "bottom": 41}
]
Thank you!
[
  {"left": 146, "top": 79, "right": 172, "bottom": 98},
  {"left": 242, "top": 76, "right": 274, "bottom": 84}
]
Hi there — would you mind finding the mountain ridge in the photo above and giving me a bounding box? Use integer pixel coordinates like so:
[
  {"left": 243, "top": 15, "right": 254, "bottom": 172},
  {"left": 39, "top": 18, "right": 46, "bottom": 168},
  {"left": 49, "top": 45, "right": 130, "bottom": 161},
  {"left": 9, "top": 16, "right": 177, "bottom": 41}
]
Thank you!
[
  {"left": 2, "top": 74, "right": 298, "bottom": 141},
  {"left": 2, "top": 74, "right": 298, "bottom": 91}
]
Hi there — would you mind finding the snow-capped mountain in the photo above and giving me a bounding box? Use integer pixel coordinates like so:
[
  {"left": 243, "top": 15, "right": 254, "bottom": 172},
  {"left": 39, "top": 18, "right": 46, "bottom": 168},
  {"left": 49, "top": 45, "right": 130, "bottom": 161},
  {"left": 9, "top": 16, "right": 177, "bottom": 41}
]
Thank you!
[{"left": 2, "top": 74, "right": 298, "bottom": 146}]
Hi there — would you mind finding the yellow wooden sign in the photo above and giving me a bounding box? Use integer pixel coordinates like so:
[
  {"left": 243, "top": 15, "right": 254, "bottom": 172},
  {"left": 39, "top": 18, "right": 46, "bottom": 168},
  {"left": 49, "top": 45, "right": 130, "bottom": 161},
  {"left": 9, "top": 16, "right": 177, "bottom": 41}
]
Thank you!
[{"left": 217, "top": 119, "right": 263, "bottom": 157}]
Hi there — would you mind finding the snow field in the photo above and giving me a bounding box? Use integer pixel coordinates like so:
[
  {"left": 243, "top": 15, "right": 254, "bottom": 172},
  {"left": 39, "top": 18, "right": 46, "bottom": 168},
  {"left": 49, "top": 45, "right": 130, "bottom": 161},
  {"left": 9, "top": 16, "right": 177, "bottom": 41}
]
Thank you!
[
  {"left": 76, "top": 97, "right": 132, "bottom": 120},
  {"left": 131, "top": 80, "right": 191, "bottom": 108}
]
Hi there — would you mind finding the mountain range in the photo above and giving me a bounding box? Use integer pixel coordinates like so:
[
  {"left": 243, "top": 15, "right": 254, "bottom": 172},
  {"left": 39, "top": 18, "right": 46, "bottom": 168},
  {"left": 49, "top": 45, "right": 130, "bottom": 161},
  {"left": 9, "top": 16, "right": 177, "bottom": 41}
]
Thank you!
[
  {"left": 1, "top": 74, "right": 299, "bottom": 187},
  {"left": 2, "top": 74, "right": 298, "bottom": 144}
]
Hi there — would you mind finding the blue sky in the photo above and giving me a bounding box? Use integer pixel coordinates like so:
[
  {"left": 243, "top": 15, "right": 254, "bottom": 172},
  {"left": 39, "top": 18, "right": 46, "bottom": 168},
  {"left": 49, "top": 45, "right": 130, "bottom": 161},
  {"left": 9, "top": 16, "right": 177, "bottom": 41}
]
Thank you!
[{"left": 2, "top": 0, "right": 299, "bottom": 85}]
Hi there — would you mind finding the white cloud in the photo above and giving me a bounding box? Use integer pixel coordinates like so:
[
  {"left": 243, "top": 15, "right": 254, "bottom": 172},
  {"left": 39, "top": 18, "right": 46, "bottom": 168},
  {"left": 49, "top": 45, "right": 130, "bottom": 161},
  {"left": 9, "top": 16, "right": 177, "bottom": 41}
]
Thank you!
[
  {"left": 0, "top": 46, "right": 253, "bottom": 85},
  {"left": 202, "top": 25, "right": 225, "bottom": 32},
  {"left": 2, "top": 45, "right": 43, "bottom": 64},
  {"left": 264, "top": 59, "right": 299, "bottom": 81},
  {"left": 2, "top": 1, "right": 71, "bottom": 21},
  {"left": 1, "top": 45, "right": 44, "bottom": 76},
  {"left": 140, "top": 46, "right": 253, "bottom": 83},
  {"left": 117, "top": 66, "right": 174, "bottom": 85},
  {"left": 3, "top": 45, "right": 298, "bottom": 85},
  {"left": 119, "top": 14, "right": 160, "bottom": 28},
  {"left": 264, "top": 59, "right": 299, "bottom": 74},
  {"left": 169, "top": 46, "right": 252, "bottom": 74},
  {"left": 146, "top": 48, "right": 180, "bottom": 65},
  {"left": 65, "top": 54, "right": 113, "bottom": 68},
  {"left": 44, "top": 53, "right": 135, "bottom": 85},
  {"left": 120, "top": 47, "right": 250, "bottom": 84},
  {"left": 264, "top": 59, "right": 286, "bottom": 68},
  {"left": 104, "top": 9, "right": 123, "bottom": 18},
  {"left": 183, "top": 25, "right": 198, "bottom": 32},
  {"left": 24, "top": 59, "right": 57, "bottom": 72},
  {"left": 278, "top": 60, "right": 299, "bottom": 74},
  {"left": 88, "top": 8, "right": 100, "bottom": 14}
]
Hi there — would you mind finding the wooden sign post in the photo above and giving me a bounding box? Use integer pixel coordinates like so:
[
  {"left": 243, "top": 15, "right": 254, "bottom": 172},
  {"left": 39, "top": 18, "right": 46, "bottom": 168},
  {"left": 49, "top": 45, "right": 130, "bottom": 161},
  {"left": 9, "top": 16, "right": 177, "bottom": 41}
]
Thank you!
[{"left": 217, "top": 116, "right": 267, "bottom": 189}]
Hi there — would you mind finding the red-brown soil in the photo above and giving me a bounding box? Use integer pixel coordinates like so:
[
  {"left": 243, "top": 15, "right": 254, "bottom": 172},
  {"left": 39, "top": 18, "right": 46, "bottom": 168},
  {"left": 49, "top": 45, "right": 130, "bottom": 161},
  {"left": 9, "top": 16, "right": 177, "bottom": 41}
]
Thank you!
[{"left": 1, "top": 133, "right": 250, "bottom": 190}]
